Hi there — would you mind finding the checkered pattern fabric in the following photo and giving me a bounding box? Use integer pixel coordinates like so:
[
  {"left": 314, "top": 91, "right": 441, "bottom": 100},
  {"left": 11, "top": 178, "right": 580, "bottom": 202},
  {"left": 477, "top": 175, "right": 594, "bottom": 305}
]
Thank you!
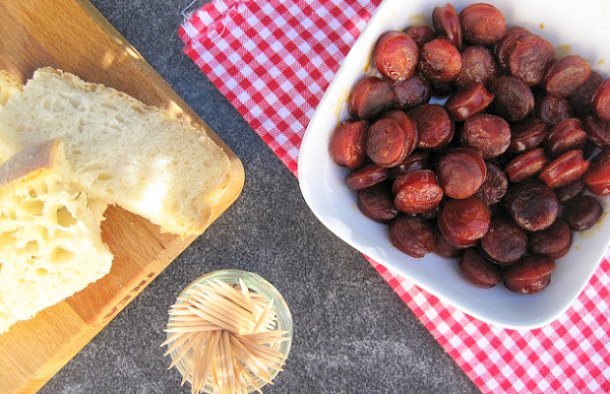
[{"left": 179, "top": 1, "right": 610, "bottom": 392}]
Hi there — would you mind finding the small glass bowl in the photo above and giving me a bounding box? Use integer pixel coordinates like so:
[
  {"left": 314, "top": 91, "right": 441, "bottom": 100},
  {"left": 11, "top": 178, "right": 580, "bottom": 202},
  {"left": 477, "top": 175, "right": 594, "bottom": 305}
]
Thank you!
[{"left": 167, "top": 269, "right": 293, "bottom": 393}]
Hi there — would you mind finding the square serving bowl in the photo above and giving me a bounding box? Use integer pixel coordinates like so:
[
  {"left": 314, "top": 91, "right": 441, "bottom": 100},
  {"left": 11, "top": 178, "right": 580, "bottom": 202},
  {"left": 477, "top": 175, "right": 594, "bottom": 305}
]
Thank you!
[{"left": 298, "top": 0, "right": 610, "bottom": 329}]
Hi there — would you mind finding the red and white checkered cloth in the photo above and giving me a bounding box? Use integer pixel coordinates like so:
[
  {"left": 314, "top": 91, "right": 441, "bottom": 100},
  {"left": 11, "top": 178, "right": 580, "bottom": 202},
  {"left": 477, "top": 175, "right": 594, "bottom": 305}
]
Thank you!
[{"left": 179, "top": 1, "right": 610, "bottom": 392}]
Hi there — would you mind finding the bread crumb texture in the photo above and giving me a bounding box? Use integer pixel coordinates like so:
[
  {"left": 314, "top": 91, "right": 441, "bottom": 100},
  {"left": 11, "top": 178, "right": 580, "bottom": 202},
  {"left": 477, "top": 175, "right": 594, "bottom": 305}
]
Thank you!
[
  {"left": 0, "top": 140, "right": 112, "bottom": 334},
  {"left": 0, "top": 68, "right": 232, "bottom": 236}
]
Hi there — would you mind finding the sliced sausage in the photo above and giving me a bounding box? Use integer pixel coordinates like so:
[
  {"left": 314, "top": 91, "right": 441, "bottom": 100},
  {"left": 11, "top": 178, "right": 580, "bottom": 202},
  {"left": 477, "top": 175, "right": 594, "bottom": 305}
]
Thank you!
[
  {"left": 394, "top": 170, "right": 444, "bottom": 214},
  {"left": 419, "top": 38, "right": 462, "bottom": 82},
  {"left": 461, "top": 113, "right": 511, "bottom": 158},
  {"left": 505, "top": 148, "right": 548, "bottom": 182},
  {"left": 495, "top": 27, "right": 530, "bottom": 70},
  {"left": 563, "top": 195, "right": 603, "bottom": 231},
  {"left": 504, "top": 255, "right": 555, "bottom": 294},
  {"left": 475, "top": 162, "right": 508, "bottom": 205},
  {"left": 583, "top": 114, "right": 610, "bottom": 147},
  {"left": 329, "top": 120, "right": 368, "bottom": 169},
  {"left": 445, "top": 83, "right": 494, "bottom": 121},
  {"left": 593, "top": 79, "right": 610, "bottom": 123},
  {"left": 365, "top": 117, "right": 408, "bottom": 168},
  {"left": 357, "top": 183, "right": 398, "bottom": 222},
  {"left": 545, "top": 118, "right": 587, "bottom": 157},
  {"left": 529, "top": 219, "right": 572, "bottom": 258},
  {"left": 432, "top": 3, "right": 462, "bottom": 49},
  {"left": 491, "top": 76, "right": 535, "bottom": 121},
  {"left": 393, "top": 75, "right": 431, "bottom": 109},
  {"left": 537, "top": 95, "right": 573, "bottom": 126},
  {"left": 384, "top": 110, "right": 418, "bottom": 158},
  {"left": 481, "top": 216, "right": 527, "bottom": 265},
  {"left": 404, "top": 25, "right": 436, "bottom": 46},
  {"left": 539, "top": 150, "right": 589, "bottom": 189},
  {"left": 506, "top": 181, "right": 559, "bottom": 231},
  {"left": 584, "top": 148, "right": 610, "bottom": 195},
  {"left": 348, "top": 76, "right": 396, "bottom": 120},
  {"left": 508, "top": 118, "right": 547, "bottom": 153},
  {"left": 438, "top": 196, "right": 490, "bottom": 247},
  {"left": 434, "top": 230, "right": 461, "bottom": 257},
  {"left": 437, "top": 148, "right": 487, "bottom": 199},
  {"left": 508, "top": 34, "right": 555, "bottom": 86},
  {"left": 459, "top": 3, "right": 507, "bottom": 46},
  {"left": 409, "top": 104, "right": 454, "bottom": 149},
  {"left": 459, "top": 248, "right": 501, "bottom": 288},
  {"left": 569, "top": 72, "right": 603, "bottom": 115},
  {"left": 555, "top": 179, "right": 585, "bottom": 203},
  {"left": 455, "top": 46, "right": 498, "bottom": 89},
  {"left": 374, "top": 31, "right": 419, "bottom": 81},
  {"left": 544, "top": 55, "right": 591, "bottom": 99},
  {"left": 389, "top": 216, "right": 436, "bottom": 258},
  {"left": 346, "top": 164, "right": 388, "bottom": 190}
]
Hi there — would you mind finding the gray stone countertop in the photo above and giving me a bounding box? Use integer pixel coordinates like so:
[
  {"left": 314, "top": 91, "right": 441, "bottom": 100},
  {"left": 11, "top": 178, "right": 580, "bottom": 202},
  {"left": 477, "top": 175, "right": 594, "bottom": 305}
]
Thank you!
[{"left": 41, "top": 1, "right": 479, "bottom": 393}]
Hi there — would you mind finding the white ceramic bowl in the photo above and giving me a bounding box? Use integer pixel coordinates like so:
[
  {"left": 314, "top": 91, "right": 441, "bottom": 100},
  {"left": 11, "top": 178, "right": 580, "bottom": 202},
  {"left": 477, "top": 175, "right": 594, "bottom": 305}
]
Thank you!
[{"left": 298, "top": 0, "right": 610, "bottom": 329}]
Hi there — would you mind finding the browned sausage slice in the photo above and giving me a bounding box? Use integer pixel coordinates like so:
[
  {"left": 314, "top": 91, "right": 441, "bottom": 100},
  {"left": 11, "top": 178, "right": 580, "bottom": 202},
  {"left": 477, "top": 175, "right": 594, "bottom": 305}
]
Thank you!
[
  {"left": 348, "top": 76, "right": 396, "bottom": 120},
  {"left": 446, "top": 83, "right": 494, "bottom": 121},
  {"left": 593, "top": 79, "right": 610, "bottom": 122},
  {"left": 419, "top": 38, "right": 462, "bottom": 82},
  {"left": 539, "top": 150, "right": 589, "bottom": 189},
  {"left": 432, "top": 3, "right": 462, "bottom": 49},
  {"left": 438, "top": 196, "right": 490, "bottom": 247},
  {"left": 357, "top": 183, "right": 398, "bottom": 222},
  {"left": 544, "top": 55, "right": 592, "bottom": 99},
  {"left": 373, "top": 31, "right": 420, "bottom": 81},
  {"left": 456, "top": 46, "right": 498, "bottom": 89},
  {"left": 329, "top": 120, "right": 368, "bottom": 169},
  {"left": 459, "top": 3, "right": 507, "bottom": 45},
  {"left": 461, "top": 113, "right": 511, "bottom": 158},
  {"left": 437, "top": 148, "right": 487, "bottom": 199},
  {"left": 389, "top": 216, "right": 436, "bottom": 258}
]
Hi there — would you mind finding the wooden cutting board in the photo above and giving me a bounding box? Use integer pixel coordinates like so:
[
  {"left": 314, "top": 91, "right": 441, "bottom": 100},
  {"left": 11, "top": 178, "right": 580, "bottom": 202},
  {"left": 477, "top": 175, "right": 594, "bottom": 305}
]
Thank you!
[{"left": 0, "top": 1, "right": 245, "bottom": 392}]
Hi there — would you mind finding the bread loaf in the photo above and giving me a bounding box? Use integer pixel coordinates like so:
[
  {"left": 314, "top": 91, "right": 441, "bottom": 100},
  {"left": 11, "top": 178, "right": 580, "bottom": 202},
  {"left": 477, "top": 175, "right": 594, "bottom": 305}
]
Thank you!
[
  {"left": 0, "top": 140, "right": 112, "bottom": 334},
  {"left": 0, "top": 68, "right": 233, "bottom": 236},
  {"left": 0, "top": 70, "right": 22, "bottom": 106}
]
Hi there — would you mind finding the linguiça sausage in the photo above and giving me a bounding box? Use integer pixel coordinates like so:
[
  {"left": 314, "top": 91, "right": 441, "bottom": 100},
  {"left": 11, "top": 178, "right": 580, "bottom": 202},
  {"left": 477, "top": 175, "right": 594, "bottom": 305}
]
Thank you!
[
  {"left": 393, "top": 75, "right": 431, "bottom": 109},
  {"left": 445, "top": 83, "right": 494, "bottom": 121},
  {"left": 393, "top": 170, "right": 444, "bottom": 214},
  {"left": 373, "top": 31, "right": 420, "bottom": 81},
  {"left": 438, "top": 196, "right": 490, "bottom": 247},
  {"left": 357, "top": 183, "right": 398, "bottom": 222},
  {"left": 459, "top": 248, "right": 501, "bottom": 288},
  {"left": 508, "top": 118, "right": 547, "bottom": 153},
  {"left": 409, "top": 104, "right": 454, "bottom": 149},
  {"left": 348, "top": 76, "right": 396, "bottom": 120},
  {"left": 455, "top": 46, "right": 498, "bottom": 89},
  {"left": 329, "top": 120, "right": 368, "bottom": 169},
  {"left": 544, "top": 55, "right": 592, "bottom": 99},
  {"left": 419, "top": 38, "right": 462, "bottom": 82},
  {"left": 437, "top": 148, "right": 486, "bottom": 199},
  {"left": 432, "top": 3, "right": 462, "bottom": 49},
  {"left": 491, "top": 76, "right": 534, "bottom": 121},
  {"left": 389, "top": 216, "right": 436, "bottom": 258},
  {"left": 480, "top": 216, "right": 527, "bottom": 265},
  {"left": 461, "top": 113, "right": 511, "bottom": 158},
  {"left": 506, "top": 181, "right": 559, "bottom": 231},
  {"left": 475, "top": 162, "right": 508, "bottom": 205},
  {"left": 459, "top": 3, "right": 506, "bottom": 46}
]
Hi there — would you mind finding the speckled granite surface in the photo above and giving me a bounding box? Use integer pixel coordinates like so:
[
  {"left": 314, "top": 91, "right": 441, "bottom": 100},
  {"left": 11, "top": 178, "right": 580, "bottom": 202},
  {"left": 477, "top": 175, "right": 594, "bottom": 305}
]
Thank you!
[{"left": 40, "top": 1, "right": 478, "bottom": 392}]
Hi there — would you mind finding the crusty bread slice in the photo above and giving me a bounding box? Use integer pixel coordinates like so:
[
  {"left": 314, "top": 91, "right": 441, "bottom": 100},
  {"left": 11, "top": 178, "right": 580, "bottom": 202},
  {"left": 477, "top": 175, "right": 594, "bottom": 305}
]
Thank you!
[
  {"left": 0, "top": 140, "right": 113, "bottom": 334},
  {"left": 0, "top": 70, "right": 22, "bottom": 106},
  {"left": 0, "top": 67, "right": 232, "bottom": 236}
]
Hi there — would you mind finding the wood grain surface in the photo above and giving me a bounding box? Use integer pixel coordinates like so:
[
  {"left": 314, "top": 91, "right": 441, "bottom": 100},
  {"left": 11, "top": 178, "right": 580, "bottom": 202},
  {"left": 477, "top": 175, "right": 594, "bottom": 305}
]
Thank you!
[{"left": 0, "top": 1, "right": 245, "bottom": 392}]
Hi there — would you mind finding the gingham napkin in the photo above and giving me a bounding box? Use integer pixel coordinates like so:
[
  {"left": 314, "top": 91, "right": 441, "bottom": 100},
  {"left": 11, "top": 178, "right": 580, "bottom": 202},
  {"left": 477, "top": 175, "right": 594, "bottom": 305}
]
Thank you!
[{"left": 179, "top": 1, "right": 610, "bottom": 392}]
